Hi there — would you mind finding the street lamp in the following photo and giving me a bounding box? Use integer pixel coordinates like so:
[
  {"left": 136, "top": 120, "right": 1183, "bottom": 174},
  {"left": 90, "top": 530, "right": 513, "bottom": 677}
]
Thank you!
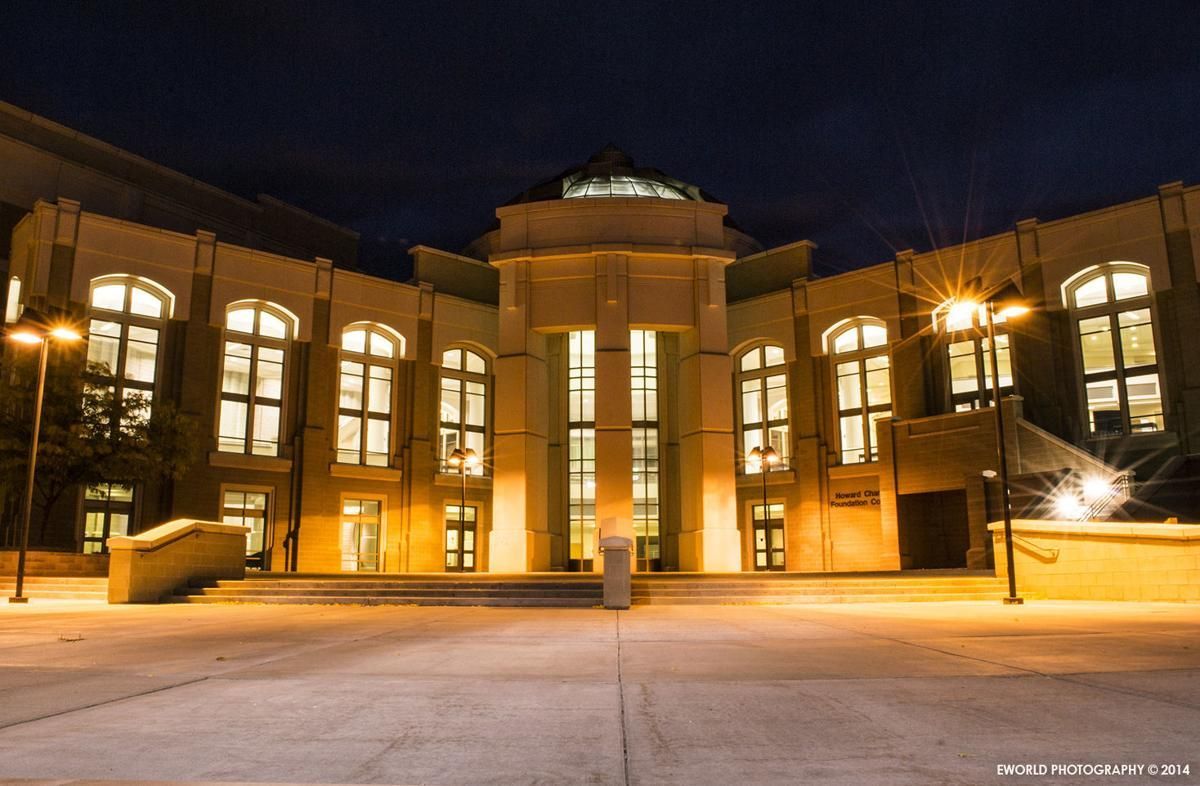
[
  {"left": 957, "top": 279, "right": 1029, "bottom": 605},
  {"left": 446, "top": 447, "right": 480, "bottom": 571},
  {"left": 6, "top": 310, "right": 84, "bottom": 604},
  {"left": 748, "top": 445, "right": 780, "bottom": 558}
]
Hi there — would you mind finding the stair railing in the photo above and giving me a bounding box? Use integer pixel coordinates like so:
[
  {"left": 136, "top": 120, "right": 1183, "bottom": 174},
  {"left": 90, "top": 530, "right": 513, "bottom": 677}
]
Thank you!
[{"left": 1078, "top": 473, "right": 1133, "bottom": 522}]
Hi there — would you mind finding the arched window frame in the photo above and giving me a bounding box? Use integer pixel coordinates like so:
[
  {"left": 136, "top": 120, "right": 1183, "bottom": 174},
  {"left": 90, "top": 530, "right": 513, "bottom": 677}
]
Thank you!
[
  {"left": 84, "top": 276, "right": 173, "bottom": 422},
  {"left": 1063, "top": 262, "right": 1163, "bottom": 437},
  {"left": 827, "top": 318, "right": 892, "bottom": 464},
  {"left": 336, "top": 323, "right": 402, "bottom": 466},
  {"left": 735, "top": 343, "right": 790, "bottom": 473},
  {"left": 933, "top": 299, "right": 1014, "bottom": 412},
  {"left": 218, "top": 301, "right": 296, "bottom": 457},
  {"left": 439, "top": 345, "right": 488, "bottom": 476}
]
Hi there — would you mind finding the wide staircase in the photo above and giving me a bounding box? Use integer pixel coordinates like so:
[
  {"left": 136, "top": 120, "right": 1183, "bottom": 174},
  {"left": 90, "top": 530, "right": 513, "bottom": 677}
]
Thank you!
[
  {"left": 172, "top": 570, "right": 1009, "bottom": 607},
  {"left": 173, "top": 573, "right": 605, "bottom": 607},
  {"left": 0, "top": 550, "right": 109, "bottom": 601},
  {"left": 632, "top": 570, "right": 1010, "bottom": 605}
]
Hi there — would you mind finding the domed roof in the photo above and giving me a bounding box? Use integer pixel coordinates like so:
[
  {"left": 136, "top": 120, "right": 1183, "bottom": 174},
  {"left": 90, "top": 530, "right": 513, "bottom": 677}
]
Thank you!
[{"left": 503, "top": 144, "right": 720, "bottom": 206}]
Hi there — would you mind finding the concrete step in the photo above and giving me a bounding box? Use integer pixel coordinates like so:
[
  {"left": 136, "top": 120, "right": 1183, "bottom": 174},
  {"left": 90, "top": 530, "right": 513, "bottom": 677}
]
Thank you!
[
  {"left": 183, "top": 587, "right": 602, "bottom": 599},
  {"left": 633, "top": 592, "right": 1012, "bottom": 605},
  {"left": 203, "top": 580, "right": 602, "bottom": 591},
  {"left": 0, "top": 576, "right": 108, "bottom": 600},
  {"left": 169, "top": 594, "right": 599, "bottom": 608}
]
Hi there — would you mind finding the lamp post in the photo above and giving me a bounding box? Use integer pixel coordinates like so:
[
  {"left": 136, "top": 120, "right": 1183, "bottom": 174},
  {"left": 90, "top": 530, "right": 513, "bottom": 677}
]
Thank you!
[
  {"left": 973, "top": 282, "right": 1029, "bottom": 605},
  {"left": 748, "top": 445, "right": 780, "bottom": 564},
  {"left": 446, "top": 447, "right": 479, "bottom": 571},
  {"left": 6, "top": 312, "right": 83, "bottom": 603}
]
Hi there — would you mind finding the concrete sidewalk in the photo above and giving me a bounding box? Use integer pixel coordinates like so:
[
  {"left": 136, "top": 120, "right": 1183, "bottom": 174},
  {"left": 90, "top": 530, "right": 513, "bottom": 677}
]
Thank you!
[{"left": 0, "top": 601, "right": 1197, "bottom": 785}]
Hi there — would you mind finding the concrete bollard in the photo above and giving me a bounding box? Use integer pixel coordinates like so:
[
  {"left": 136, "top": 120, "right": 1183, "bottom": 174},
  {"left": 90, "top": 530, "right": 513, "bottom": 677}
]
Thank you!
[{"left": 599, "top": 535, "right": 632, "bottom": 610}]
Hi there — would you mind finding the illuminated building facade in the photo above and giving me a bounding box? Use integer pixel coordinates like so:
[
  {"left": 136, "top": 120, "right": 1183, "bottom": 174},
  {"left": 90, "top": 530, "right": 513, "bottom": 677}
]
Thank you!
[{"left": 3, "top": 106, "right": 1199, "bottom": 574}]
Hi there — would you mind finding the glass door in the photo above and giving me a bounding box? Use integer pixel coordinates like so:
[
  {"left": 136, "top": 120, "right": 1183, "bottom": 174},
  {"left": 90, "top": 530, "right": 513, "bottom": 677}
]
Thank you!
[
  {"left": 752, "top": 503, "right": 785, "bottom": 571},
  {"left": 445, "top": 504, "right": 477, "bottom": 572},
  {"left": 341, "top": 498, "right": 381, "bottom": 572},
  {"left": 82, "top": 484, "right": 133, "bottom": 554}
]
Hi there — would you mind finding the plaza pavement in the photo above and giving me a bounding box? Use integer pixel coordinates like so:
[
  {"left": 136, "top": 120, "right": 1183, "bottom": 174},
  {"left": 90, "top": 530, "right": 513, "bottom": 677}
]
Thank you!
[{"left": 0, "top": 600, "right": 1197, "bottom": 785}]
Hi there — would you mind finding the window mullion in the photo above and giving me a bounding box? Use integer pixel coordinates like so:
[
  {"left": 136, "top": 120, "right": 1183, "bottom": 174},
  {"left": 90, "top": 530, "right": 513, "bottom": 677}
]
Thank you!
[{"left": 1108, "top": 311, "right": 1132, "bottom": 431}]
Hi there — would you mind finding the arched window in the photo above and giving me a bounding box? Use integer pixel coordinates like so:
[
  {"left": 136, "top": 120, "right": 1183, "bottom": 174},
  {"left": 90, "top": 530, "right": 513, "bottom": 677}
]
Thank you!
[
  {"left": 4, "top": 277, "right": 21, "bottom": 324},
  {"left": 736, "top": 344, "right": 789, "bottom": 473},
  {"left": 218, "top": 303, "right": 294, "bottom": 456},
  {"left": 829, "top": 319, "right": 891, "bottom": 463},
  {"left": 439, "top": 346, "right": 487, "bottom": 475},
  {"left": 1065, "top": 264, "right": 1162, "bottom": 436},
  {"left": 934, "top": 300, "right": 1013, "bottom": 411},
  {"left": 85, "top": 277, "right": 172, "bottom": 418},
  {"left": 337, "top": 324, "right": 400, "bottom": 466}
]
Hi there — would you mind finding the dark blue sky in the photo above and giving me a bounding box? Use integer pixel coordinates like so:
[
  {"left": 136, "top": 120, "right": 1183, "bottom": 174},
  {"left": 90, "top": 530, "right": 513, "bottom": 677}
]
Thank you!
[{"left": 2, "top": 1, "right": 1199, "bottom": 278}]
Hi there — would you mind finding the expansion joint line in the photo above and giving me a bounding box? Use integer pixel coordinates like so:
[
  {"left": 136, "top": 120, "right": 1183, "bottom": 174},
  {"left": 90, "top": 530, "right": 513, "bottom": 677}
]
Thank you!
[{"left": 616, "top": 610, "right": 631, "bottom": 786}]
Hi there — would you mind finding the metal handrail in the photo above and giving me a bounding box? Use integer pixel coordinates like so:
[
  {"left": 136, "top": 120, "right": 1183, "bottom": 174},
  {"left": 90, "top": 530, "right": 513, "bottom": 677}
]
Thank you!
[{"left": 1079, "top": 473, "right": 1133, "bottom": 522}]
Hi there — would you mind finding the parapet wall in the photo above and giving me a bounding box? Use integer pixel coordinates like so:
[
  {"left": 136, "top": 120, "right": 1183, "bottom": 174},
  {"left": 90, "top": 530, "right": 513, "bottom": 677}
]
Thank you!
[
  {"left": 107, "top": 519, "right": 248, "bottom": 603},
  {"left": 991, "top": 519, "right": 1200, "bottom": 602}
]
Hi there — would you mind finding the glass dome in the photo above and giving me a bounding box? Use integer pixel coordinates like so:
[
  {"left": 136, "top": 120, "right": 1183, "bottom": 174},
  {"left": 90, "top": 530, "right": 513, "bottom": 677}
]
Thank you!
[{"left": 563, "top": 173, "right": 690, "bottom": 200}]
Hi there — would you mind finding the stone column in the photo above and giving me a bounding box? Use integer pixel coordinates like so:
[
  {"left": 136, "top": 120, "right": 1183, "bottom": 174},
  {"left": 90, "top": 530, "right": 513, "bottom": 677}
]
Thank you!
[
  {"left": 593, "top": 253, "right": 634, "bottom": 571},
  {"left": 490, "top": 259, "right": 551, "bottom": 571},
  {"left": 677, "top": 256, "right": 740, "bottom": 572}
]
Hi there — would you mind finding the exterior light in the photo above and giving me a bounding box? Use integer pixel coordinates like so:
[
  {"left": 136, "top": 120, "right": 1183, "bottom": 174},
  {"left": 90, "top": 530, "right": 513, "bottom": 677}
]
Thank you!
[
  {"left": 7, "top": 310, "right": 86, "bottom": 603},
  {"left": 1082, "top": 476, "right": 1111, "bottom": 504},
  {"left": 49, "top": 326, "right": 83, "bottom": 342},
  {"left": 957, "top": 276, "right": 1033, "bottom": 605},
  {"left": 447, "top": 447, "right": 480, "bottom": 573},
  {"left": 750, "top": 445, "right": 780, "bottom": 559},
  {"left": 1055, "top": 493, "right": 1085, "bottom": 520},
  {"left": 8, "top": 330, "right": 43, "bottom": 344}
]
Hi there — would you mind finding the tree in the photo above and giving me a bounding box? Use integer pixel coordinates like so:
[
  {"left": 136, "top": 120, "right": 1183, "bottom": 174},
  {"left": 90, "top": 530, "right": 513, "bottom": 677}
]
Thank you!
[{"left": 0, "top": 351, "right": 198, "bottom": 543}]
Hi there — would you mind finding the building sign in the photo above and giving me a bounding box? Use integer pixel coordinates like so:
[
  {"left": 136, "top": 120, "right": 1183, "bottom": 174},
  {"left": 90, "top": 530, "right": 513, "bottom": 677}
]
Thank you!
[
  {"left": 827, "top": 476, "right": 883, "bottom": 570},
  {"left": 830, "top": 487, "right": 881, "bottom": 508}
]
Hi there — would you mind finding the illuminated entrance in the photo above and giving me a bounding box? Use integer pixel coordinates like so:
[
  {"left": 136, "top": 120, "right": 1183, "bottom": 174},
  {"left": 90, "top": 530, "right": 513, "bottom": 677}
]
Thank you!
[
  {"left": 445, "top": 504, "right": 477, "bottom": 572},
  {"left": 752, "top": 503, "right": 785, "bottom": 570}
]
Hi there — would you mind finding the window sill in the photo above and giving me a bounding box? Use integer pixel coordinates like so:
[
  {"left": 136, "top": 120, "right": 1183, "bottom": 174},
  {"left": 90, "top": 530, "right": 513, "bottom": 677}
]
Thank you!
[
  {"left": 737, "top": 469, "right": 796, "bottom": 488},
  {"left": 435, "top": 472, "right": 493, "bottom": 490},
  {"left": 827, "top": 462, "right": 881, "bottom": 480},
  {"left": 208, "top": 451, "right": 292, "bottom": 473},
  {"left": 329, "top": 463, "right": 403, "bottom": 482}
]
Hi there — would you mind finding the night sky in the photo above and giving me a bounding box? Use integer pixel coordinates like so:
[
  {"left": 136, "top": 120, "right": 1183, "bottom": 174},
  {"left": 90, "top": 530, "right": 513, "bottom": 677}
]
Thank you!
[{"left": 2, "top": 1, "right": 1199, "bottom": 280}]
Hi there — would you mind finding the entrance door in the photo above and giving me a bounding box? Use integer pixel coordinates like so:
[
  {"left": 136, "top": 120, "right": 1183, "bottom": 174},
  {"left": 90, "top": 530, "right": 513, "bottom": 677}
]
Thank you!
[
  {"left": 341, "top": 498, "right": 381, "bottom": 572},
  {"left": 82, "top": 484, "right": 132, "bottom": 554},
  {"left": 752, "top": 503, "right": 786, "bottom": 571},
  {"left": 445, "top": 504, "right": 477, "bottom": 572}
]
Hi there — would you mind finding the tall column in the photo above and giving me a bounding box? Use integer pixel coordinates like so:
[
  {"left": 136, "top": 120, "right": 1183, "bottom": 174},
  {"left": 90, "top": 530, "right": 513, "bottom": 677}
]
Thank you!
[
  {"left": 677, "top": 256, "right": 740, "bottom": 572},
  {"left": 490, "top": 259, "right": 551, "bottom": 571},
  {"left": 593, "top": 253, "right": 634, "bottom": 571}
]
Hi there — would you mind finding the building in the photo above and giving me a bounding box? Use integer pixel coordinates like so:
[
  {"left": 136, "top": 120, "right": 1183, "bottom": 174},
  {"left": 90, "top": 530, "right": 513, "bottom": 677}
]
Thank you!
[{"left": 3, "top": 113, "right": 1199, "bottom": 574}]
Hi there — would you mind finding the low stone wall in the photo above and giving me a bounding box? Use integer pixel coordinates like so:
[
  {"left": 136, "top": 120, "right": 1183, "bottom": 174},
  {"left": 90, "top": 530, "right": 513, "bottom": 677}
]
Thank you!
[
  {"left": 107, "top": 519, "right": 248, "bottom": 603},
  {"left": 990, "top": 519, "right": 1200, "bottom": 602}
]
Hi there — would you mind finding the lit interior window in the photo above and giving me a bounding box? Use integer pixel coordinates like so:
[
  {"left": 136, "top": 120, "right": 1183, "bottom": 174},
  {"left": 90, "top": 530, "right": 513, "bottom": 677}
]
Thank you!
[{"left": 562, "top": 174, "right": 690, "bottom": 200}]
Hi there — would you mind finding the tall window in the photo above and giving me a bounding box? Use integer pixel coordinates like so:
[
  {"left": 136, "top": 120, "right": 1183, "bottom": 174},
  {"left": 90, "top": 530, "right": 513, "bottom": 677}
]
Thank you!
[
  {"left": 936, "top": 301, "right": 1013, "bottom": 411},
  {"left": 5, "top": 277, "right": 21, "bottom": 323},
  {"left": 86, "top": 277, "right": 171, "bottom": 420},
  {"left": 439, "top": 347, "right": 487, "bottom": 474},
  {"left": 1067, "top": 264, "right": 1163, "bottom": 436},
  {"left": 567, "top": 330, "right": 596, "bottom": 567},
  {"left": 737, "top": 344, "right": 789, "bottom": 472},
  {"left": 631, "top": 329, "right": 660, "bottom": 570},
  {"left": 219, "top": 303, "right": 292, "bottom": 456},
  {"left": 338, "top": 324, "right": 399, "bottom": 466},
  {"left": 830, "top": 319, "right": 891, "bottom": 463}
]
